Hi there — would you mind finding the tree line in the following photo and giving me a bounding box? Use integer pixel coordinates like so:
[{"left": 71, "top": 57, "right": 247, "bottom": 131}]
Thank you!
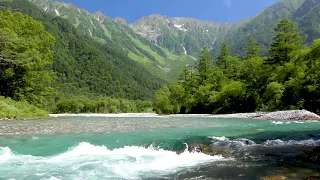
[{"left": 154, "top": 19, "right": 320, "bottom": 114}]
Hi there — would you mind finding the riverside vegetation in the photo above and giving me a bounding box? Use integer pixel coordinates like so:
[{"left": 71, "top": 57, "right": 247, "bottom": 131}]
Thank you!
[
  {"left": 0, "top": 9, "right": 153, "bottom": 118},
  {"left": 154, "top": 19, "right": 320, "bottom": 115},
  {"left": 1, "top": 0, "right": 320, "bottom": 118}
]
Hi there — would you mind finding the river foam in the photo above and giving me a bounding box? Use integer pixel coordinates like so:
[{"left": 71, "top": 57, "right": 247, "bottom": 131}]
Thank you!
[
  {"left": 210, "top": 136, "right": 320, "bottom": 148},
  {"left": 0, "top": 142, "right": 227, "bottom": 179}
]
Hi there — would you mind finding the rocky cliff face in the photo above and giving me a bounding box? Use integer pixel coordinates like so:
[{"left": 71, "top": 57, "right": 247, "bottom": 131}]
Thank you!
[{"left": 113, "top": 17, "right": 127, "bottom": 26}]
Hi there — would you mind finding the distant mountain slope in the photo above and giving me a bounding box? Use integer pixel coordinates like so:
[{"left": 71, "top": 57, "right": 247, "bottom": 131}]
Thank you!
[
  {"left": 222, "top": 0, "right": 307, "bottom": 56},
  {"left": 0, "top": 0, "right": 166, "bottom": 99},
  {"left": 28, "top": 0, "right": 196, "bottom": 82},
  {"left": 294, "top": 0, "right": 320, "bottom": 43},
  {"left": 130, "top": 0, "right": 320, "bottom": 57},
  {"left": 130, "top": 15, "right": 250, "bottom": 56}
]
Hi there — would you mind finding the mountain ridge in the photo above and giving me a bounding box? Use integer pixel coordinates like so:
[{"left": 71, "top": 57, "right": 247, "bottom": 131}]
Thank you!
[{"left": 27, "top": 0, "right": 320, "bottom": 72}]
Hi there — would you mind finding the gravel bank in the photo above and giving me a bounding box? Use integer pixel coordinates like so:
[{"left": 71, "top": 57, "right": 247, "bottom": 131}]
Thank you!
[
  {"left": 49, "top": 110, "right": 320, "bottom": 120},
  {"left": 209, "top": 110, "right": 320, "bottom": 120}
]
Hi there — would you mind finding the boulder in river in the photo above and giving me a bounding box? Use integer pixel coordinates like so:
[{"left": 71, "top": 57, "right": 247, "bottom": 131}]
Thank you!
[{"left": 177, "top": 144, "right": 232, "bottom": 157}]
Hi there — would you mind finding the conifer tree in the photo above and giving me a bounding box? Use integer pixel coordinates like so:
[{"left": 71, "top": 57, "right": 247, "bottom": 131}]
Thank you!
[
  {"left": 244, "top": 37, "right": 261, "bottom": 59},
  {"left": 197, "top": 47, "right": 212, "bottom": 82},
  {"left": 217, "top": 42, "right": 230, "bottom": 69},
  {"left": 268, "top": 19, "right": 305, "bottom": 65}
]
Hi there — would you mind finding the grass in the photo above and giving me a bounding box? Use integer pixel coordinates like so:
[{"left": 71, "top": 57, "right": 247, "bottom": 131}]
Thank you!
[{"left": 0, "top": 96, "right": 49, "bottom": 119}]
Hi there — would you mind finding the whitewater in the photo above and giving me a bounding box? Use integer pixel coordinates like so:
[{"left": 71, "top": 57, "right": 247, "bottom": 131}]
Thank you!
[{"left": 0, "top": 116, "right": 320, "bottom": 179}]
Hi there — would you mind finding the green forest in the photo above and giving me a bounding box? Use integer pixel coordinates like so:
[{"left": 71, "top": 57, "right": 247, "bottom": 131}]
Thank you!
[
  {"left": 0, "top": 9, "right": 155, "bottom": 118},
  {"left": 154, "top": 19, "right": 320, "bottom": 115},
  {"left": 1, "top": 0, "right": 320, "bottom": 118}
]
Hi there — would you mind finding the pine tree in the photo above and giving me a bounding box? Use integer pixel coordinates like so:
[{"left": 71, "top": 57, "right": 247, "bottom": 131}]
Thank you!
[
  {"left": 244, "top": 37, "right": 261, "bottom": 59},
  {"left": 197, "top": 47, "right": 212, "bottom": 82},
  {"left": 268, "top": 19, "right": 305, "bottom": 65},
  {"left": 217, "top": 42, "right": 230, "bottom": 69}
]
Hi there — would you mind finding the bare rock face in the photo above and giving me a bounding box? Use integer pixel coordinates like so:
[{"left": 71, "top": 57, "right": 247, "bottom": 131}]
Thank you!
[
  {"left": 93, "top": 11, "right": 106, "bottom": 24},
  {"left": 113, "top": 17, "right": 127, "bottom": 26}
]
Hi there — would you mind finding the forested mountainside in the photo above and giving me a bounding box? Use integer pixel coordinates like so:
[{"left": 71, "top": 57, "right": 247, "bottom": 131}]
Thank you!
[
  {"left": 27, "top": 0, "right": 196, "bottom": 81},
  {"left": 28, "top": 0, "right": 320, "bottom": 70},
  {"left": 223, "top": 0, "right": 320, "bottom": 56},
  {"left": 131, "top": 0, "right": 320, "bottom": 57},
  {"left": 0, "top": 0, "right": 165, "bottom": 100}
]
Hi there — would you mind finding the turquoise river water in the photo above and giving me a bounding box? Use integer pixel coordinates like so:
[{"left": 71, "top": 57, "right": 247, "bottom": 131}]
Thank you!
[{"left": 0, "top": 116, "right": 320, "bottom": 179}]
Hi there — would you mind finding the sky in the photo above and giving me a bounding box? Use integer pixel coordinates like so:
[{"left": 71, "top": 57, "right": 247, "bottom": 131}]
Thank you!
[{"left": 58, "top": 0, "right": 278, "bottom": 23}]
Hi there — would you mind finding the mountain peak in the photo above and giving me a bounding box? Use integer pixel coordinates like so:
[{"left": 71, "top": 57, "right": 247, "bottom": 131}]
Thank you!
[
  {"left": 113, "top": 17, "right": 127, "bottom": 26},
  {"left": 93, "top": 11, "right": 106, "bottom": 23}
]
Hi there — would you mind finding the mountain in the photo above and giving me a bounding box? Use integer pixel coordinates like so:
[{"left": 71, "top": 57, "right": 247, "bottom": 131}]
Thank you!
[
  {"left": 130, "top": 15, "right": 249, "bottom": 56},
  {"left": 27, "top": 0, "right": 196, "bottom": 82},
  {"left": 0, "top": 0, "right": 166, "bottom": 100},
  {"left": 28, "top": 0, "right": 320, "bottom": 70},
  {"left": 130, "top": 0, "right": 320, "bottom": 56},
  {"left": 222, "top": 0, "right": 308, "bottom": 56}
]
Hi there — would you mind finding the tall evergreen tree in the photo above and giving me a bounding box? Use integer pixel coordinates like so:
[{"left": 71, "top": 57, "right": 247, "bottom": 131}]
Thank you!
[
  {"left": 244, "top": 37, "right": 261, "bottom": 59},
  {"left": 217, "top": 42, "right": 230, "bottom": 69},
  {"left": 197, "top": 47, "right": 212, "bottom": 82},
  {"left": 268, "top": 19, "right": 305, "bottom": 65}
]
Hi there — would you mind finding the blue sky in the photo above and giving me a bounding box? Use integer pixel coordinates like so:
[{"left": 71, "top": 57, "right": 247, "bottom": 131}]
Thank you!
[{"left": 58, "top": 0, "right": 278, "bottom": 23}]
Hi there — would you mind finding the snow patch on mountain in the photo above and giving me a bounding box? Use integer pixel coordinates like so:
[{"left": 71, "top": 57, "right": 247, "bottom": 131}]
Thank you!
[
  {"left": 90, "top": 20, "right": 96, "bottom": 29},
  {"left": 88, "top": 29, "right": 92, "bottom": 37},
  {"left": 174, "top": 24, "right": 188, "bottom": 32},
  {"left": 189, "top": 55, "right": 197, "bottom": 61},
  {"left": 181, "top": 44, "right": 187, "bottom": 55},
  {"left": 55, "top": 9, "right": 60, "bottom": 16}
]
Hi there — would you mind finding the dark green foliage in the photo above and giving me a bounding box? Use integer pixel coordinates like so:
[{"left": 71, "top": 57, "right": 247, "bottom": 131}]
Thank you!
[
  {"left": 2, "top": 0, "right": 165, "bottom": 101},
  {"left": 154, "top": 19, "right": 320, "bottom": 114},
  {"left": 268, "top": 19, "right": 305, "bottom": 65},
  {"left": 244, "top": 37, "right": 261, "bottom": 59},
  {"left": 197, "top": 47, "right": 212, "bottom": 82},
  {"left": 0, "top": 10, "right": 56, "bottom": 106},
  {"left": 217, "top": 42, "right": 230, "bottom": 69},
  {"left": 54, "top": 95, "right": 153, "bottom": 113}
]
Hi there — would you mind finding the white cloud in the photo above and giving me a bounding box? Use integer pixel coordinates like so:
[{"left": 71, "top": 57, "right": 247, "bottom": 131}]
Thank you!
[{"left": 223, "top": 0, "right": 232, "bottom": 8}]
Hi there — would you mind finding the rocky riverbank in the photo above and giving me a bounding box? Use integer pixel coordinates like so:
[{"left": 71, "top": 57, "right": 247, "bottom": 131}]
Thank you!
[{"left": 209, "top": 110, "right": 320, "bottom": 120}]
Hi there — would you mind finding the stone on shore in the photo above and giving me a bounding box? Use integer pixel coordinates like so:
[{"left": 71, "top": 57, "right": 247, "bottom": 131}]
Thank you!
[{"left": 211, "top": 110, "right": 320, "bottom": 121}]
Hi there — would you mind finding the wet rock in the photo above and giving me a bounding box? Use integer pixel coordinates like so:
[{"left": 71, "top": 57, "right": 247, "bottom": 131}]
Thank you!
[
  {"left": 183, "top": 144, "right": 232, "bottom": 157},
  {"left": 260, "top": 175, "right": 287, "bottom": 180},
  {"left": 305, "top": 146, "right": 320, "bottom": 162}
]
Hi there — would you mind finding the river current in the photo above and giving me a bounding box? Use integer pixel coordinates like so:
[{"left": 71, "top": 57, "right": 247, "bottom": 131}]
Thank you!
[{"left": 0, "top": 116, "right": 320, "bottom": 179}]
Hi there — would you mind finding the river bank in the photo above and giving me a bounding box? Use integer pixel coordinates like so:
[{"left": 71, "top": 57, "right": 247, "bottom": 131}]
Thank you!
[{"left": 49, "top": 110, "right": 320, "bottom": 121}]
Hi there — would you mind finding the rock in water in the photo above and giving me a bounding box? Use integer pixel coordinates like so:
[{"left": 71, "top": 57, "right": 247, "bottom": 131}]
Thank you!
[
  {"left": 306, "top": 146, "right": 320, "bottom": 162},
  {"left": 260, "top": 175, "right": 288, "bottom": 180},
  {"left": 178, "top": 144, "right": 232, "bottom": 157}
]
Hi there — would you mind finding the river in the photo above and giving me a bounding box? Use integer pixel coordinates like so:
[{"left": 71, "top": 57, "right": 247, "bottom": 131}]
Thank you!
[{"left": 0, "top": 115, "right": 320, "bottom": 179}]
